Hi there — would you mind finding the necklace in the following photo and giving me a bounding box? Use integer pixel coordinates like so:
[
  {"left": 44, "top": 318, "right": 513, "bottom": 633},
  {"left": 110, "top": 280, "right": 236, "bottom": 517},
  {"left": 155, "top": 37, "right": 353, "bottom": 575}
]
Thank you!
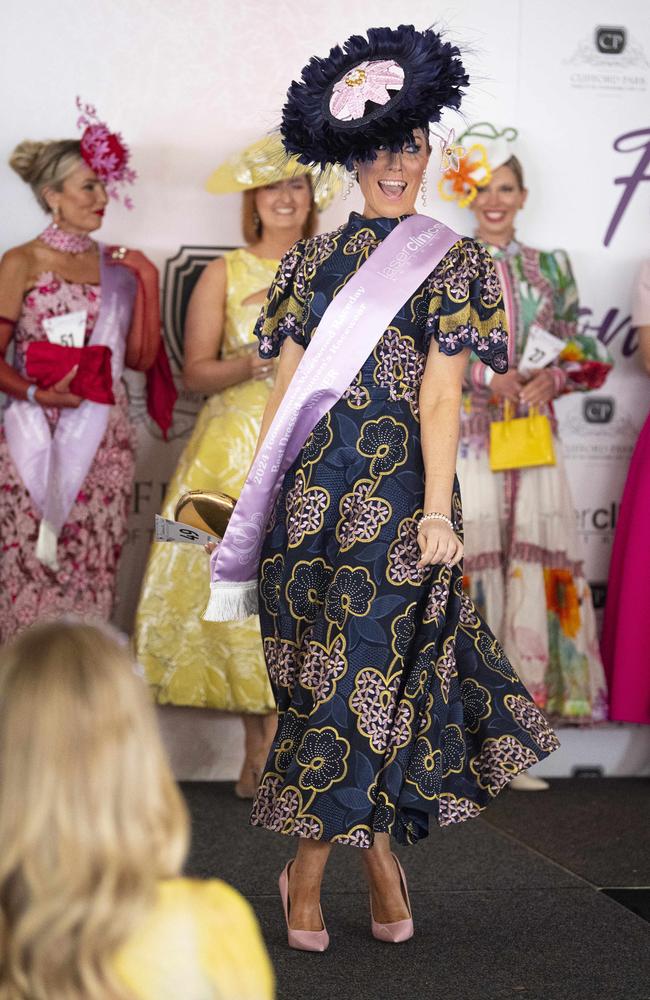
[{"left": 38, "top": 223, "right": 94, "bottom": 255}]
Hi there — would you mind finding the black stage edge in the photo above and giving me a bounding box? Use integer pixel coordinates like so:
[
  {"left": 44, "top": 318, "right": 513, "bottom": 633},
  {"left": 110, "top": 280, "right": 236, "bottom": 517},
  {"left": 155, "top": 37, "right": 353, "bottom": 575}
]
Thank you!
[{"left": 181, "top": 779, "right": 650, "bottom": 1000}]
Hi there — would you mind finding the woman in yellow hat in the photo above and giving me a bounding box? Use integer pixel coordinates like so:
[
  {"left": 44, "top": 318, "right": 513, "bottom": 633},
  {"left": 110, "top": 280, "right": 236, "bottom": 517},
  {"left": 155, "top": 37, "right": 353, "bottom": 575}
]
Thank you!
[{"left": 135, "top": 137, "right": 338, "bottom": 797}]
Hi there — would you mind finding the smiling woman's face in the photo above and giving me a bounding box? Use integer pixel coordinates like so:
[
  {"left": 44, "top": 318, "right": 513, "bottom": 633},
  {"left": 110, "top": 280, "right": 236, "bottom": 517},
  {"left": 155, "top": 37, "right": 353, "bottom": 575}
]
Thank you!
[
  {"left": 356, "top": 128, "right": 431, "bottom": 219},
  {"left": 254, "top": 176, "right": 312, "bottom": 235},
  {"left": 470, "top": 164, "right": 528, "bottom": 245}
]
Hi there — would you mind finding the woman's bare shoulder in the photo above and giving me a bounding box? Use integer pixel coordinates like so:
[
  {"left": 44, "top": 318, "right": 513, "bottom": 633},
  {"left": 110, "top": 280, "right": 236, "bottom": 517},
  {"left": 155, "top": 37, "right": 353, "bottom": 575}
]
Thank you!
[
  {"left": 1, "top": 240, "right": 39, "bottom": 265},
  {"left": 0, "top": 242, "right": 39, "bottom": 285},
  {"left": 201, "top": 256, "right": 227, "bottom": 280}
]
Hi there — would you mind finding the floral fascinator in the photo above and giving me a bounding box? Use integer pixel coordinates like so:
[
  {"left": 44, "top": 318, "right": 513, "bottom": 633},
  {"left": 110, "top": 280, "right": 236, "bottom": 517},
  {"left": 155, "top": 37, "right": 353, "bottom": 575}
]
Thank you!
[
  {"left": 438, "top": 122, "right": 518, "bottom": 207},
  {"left": 280, "top": 24, "right": 468, "bottom": 170},
  {"left": 76, "top": 97, "right": 136, "bottom": 208}
]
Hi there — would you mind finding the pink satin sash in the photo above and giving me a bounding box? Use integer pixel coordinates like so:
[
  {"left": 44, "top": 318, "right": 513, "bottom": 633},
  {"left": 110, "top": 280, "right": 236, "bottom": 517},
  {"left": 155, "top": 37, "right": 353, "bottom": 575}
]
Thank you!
[
  {"left": 4, "top": 249, "right": 136, "bottom": 568},
  {"left": 205, "top": 214, "right": 460, "bottom": 621}
]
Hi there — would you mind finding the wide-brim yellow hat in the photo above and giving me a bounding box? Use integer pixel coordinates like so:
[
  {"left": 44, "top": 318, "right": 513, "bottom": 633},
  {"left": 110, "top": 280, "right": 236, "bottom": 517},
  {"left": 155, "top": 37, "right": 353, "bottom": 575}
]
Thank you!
[{"left": 205, "top": 134, "right": 342, "bottom": 211}]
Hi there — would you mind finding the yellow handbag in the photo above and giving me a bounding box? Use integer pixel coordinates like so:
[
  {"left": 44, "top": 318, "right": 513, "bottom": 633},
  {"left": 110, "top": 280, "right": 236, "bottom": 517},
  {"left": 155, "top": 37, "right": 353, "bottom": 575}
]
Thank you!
[{"left": 489, "top": 401, "right": 556, "bottom": 472}]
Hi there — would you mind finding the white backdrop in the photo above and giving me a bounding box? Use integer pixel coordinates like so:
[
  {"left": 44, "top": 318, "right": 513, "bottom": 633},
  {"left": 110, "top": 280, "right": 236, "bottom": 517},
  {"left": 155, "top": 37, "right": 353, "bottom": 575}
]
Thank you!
[{"left": 2, "top": 0, "right": 649, "bottom": 776}]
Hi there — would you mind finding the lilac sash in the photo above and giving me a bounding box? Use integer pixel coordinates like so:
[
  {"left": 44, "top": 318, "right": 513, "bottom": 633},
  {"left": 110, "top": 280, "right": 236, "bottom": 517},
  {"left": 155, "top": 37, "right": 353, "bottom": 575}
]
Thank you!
[
  {"left": 204, "top": 214, "right": 459, "bottom": 622},
  {"left": 4, "top": 250, "right": 136, "bottom": 568}
]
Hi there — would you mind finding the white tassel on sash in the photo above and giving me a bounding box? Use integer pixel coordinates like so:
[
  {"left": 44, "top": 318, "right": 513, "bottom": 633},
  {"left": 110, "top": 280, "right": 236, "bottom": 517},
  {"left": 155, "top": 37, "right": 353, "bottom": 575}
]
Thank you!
[
  {"left": 35, "top": 519, "right": 60, "bottom": 571},
  {"left": 203, "top": 579, "right": 259, "bottom": 622}
]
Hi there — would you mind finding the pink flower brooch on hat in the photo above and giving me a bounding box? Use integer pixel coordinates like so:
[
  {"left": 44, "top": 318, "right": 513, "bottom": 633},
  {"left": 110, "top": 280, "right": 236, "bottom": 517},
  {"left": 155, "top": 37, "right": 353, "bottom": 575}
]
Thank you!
[{"left": 329, "top": 60, "right": 406, "bottom": 122}]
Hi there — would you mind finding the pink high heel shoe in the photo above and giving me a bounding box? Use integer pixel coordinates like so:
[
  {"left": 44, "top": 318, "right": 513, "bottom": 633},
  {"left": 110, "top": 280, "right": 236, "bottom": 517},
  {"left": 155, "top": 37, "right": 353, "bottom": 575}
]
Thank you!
[
  {"left": 370, "top": 853, "right": 414, "bottom": 943},
  {"left": 279, "top": 861, "right": 329, "bottom": 952}
]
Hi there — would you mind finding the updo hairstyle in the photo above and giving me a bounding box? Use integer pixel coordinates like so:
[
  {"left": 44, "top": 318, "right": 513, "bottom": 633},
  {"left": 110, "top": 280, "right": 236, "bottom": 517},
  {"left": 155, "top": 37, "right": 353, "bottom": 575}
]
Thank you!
[{"left": 9, "top": 139, "right": 83, "bottom": 212}]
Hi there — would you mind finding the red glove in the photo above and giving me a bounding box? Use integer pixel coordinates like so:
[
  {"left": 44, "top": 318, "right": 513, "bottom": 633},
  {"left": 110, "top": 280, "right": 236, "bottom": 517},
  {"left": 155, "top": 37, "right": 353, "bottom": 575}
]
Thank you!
[
  {"left": 106, "top": 247, "right": 178, "bottom": 438},
  {"left": 26, "top": 342, "right": 115, "bottom": 404},
  {"left": 146, "top": 340, "right": 177, "bottom": 439}
]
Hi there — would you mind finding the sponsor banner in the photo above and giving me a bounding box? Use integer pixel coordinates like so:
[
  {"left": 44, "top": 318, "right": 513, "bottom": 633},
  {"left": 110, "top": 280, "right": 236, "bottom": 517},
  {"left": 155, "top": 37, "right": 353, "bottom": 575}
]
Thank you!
[
  {"left": 511, "top": 2, "right": 650, "bottom": 608},
  {"left": 563, "top": 24, "right": 648, "bottom": 95}
]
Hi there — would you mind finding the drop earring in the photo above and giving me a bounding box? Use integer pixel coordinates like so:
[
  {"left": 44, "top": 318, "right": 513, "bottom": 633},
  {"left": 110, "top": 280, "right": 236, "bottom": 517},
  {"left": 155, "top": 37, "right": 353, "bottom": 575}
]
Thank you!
[
  {"left": 252, "top": 209, "right": 261, "bottom": 233},
  {"left": 51, "top": 204, "right": 61, "bottom": 229},
  {"left": 343, "top": 171, "right": 355, "bottom": 200},
  {"left": 420, "top": 173, "right": 428, "bottom": 208}
]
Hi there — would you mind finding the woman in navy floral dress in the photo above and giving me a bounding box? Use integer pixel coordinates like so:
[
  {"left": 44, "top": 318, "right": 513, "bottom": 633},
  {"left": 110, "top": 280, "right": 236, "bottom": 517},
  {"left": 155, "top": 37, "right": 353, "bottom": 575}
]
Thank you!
[{"left": 245, "top": 26, "right": 559, "bottom": 950}]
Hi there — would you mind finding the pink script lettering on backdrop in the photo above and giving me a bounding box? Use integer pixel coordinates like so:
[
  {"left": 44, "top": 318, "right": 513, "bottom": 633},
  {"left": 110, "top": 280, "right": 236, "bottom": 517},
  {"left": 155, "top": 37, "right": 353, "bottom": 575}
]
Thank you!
[{"left": 604, "top": 127, "right": 650, "bottom": 247}]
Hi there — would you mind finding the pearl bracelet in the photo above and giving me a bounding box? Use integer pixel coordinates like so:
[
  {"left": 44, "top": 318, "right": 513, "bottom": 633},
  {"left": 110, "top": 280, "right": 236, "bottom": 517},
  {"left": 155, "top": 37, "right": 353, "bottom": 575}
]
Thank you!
[{"left": 418, "top": 511, "right": 455, "bottom": 530}]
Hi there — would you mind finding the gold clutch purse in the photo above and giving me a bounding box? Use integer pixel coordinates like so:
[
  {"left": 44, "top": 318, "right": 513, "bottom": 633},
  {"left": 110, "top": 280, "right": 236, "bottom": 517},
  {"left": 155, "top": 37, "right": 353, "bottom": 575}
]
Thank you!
[
  {"left": 489, "top": 402, "right": 556, "bottom": 472},
  {"left": 174, "top": 490, "right": 236, "bottom": 541}
]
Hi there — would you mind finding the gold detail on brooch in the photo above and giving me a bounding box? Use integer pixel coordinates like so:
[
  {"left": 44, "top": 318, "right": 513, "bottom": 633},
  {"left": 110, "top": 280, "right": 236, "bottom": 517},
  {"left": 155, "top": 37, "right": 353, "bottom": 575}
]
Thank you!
[{"left": 345, "top": 68, "right": 367, "bottom": 88}]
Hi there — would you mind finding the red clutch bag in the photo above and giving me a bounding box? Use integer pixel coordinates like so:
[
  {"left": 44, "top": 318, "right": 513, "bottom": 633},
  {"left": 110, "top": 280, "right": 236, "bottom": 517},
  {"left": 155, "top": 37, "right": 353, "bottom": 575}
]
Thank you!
[{"left": 25, "top": 342, "right": 115, "bottom": 405}]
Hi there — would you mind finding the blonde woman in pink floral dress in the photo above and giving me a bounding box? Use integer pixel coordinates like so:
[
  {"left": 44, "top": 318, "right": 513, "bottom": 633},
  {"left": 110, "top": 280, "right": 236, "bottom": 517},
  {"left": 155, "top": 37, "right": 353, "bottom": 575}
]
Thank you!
[{"left": 0, "top": 122, "right": 172, "bottom": 642}]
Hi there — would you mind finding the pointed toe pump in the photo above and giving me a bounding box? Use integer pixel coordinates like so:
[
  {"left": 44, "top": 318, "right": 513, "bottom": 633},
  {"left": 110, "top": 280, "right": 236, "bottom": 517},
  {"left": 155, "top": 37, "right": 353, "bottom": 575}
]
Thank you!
[
  {"left": 370, "top": 854, "right": 414, "bottom": 944},
  {"left": 279, "top": 861, "right": 330, "bottom": 952}
]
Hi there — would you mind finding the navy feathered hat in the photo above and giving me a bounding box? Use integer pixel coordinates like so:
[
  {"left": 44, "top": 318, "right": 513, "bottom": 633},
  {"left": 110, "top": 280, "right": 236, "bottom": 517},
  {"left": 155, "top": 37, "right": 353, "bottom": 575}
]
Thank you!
[{"left": 281, "top": 24, "right": 469, "bottom": 170}]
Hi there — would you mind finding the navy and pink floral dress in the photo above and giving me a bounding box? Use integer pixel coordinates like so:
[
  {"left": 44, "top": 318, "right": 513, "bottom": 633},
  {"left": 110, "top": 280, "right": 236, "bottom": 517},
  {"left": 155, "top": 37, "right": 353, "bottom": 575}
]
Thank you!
[{"left": 251, "top": 212, "right": 559, "bottom": 847}]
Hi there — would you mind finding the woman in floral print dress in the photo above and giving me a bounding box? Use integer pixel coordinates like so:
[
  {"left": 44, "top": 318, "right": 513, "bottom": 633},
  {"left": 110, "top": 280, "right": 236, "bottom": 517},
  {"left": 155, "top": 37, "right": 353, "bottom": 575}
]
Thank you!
[
  {"left": 0, "top": 120, "right": 171, "bottom": 642},
  {"left": 439, "top": 126, "right": 612, "bottom": 743},
  {"left": 0, "top": 268, "right": 134, "bottom": 639},
  {"left": 241, "top": 26, "right": 559, "bottom": 949},
  {"left": 251, "top": 204, "right": 559, "bottom": 940}
]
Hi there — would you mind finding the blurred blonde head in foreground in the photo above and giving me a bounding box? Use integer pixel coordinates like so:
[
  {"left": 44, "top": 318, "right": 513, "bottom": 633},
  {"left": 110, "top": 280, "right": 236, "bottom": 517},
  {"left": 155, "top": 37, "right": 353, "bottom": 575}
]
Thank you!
[{"left": 0, "top": 620, "right": 189, "bottom": 1000}]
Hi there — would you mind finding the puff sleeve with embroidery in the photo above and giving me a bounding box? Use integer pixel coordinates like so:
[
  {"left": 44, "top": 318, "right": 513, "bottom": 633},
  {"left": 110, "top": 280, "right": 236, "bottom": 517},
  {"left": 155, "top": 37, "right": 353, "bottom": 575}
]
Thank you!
[
  {"left": 425, "top": 238, "right": 509, "bottom": 374},
  {"left": 255, "top": 240, "right": 309, "bottom": 359}
]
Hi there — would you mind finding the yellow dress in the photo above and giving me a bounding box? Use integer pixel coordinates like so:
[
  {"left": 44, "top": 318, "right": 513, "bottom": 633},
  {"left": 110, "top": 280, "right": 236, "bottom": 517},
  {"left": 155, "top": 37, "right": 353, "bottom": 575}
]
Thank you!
[
  {"left": 113, "top": 877, "right": 274, "bottom": 1000},
  {"left": 136, "top": 249, "right": 277, "bottom": 711}
]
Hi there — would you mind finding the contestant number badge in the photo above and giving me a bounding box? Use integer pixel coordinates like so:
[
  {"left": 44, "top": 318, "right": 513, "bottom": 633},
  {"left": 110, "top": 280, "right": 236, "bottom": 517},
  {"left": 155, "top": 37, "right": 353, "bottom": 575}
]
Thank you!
[
  {"left": 154, "top": 514, "right": 217, "bottom": 547},
  {"left": 42, "top": 309, "right": 88, "bottom": 348}
]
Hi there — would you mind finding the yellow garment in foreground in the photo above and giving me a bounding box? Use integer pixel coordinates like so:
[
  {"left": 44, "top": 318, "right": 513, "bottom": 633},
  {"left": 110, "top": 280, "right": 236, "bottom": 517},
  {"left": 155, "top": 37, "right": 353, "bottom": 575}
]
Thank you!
[
  {"left": 136, "top": 250, "right": 277, "bottom": 711},
  {"left": 113, "top": 878, "right": 274, "bottom": 1000}
]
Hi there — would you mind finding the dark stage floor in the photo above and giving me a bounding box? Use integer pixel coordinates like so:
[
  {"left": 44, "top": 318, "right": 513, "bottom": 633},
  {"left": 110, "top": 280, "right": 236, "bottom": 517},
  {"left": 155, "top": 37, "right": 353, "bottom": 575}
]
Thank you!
[{"left": 181, "top": 778, "right": 650, "bottom": 1000}]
